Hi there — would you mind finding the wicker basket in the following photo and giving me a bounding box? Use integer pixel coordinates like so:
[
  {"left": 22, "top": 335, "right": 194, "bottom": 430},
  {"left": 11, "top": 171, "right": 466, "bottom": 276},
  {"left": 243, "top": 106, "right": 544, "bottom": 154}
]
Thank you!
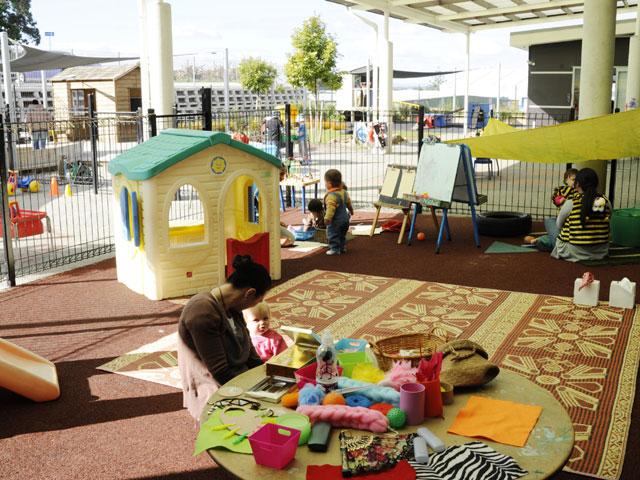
[{"left": 371, "top": 333, "right": 442, "bottom": 371}]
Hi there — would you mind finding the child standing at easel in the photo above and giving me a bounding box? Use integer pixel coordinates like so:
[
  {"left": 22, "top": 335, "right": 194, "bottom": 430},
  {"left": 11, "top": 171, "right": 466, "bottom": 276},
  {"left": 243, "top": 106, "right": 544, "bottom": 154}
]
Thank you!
[{"left": 324, "top": 169, "right": 353, "bottom": 256}]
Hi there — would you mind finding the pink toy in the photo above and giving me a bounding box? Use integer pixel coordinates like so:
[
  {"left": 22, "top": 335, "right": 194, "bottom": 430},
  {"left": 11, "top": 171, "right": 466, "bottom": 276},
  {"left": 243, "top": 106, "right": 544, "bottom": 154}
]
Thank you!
[
  {"left": 379, "top": 360, "right": 417, "bottom": 391},
  {"left": 296, "top": 405, "right": 389, "bottom": 432}
]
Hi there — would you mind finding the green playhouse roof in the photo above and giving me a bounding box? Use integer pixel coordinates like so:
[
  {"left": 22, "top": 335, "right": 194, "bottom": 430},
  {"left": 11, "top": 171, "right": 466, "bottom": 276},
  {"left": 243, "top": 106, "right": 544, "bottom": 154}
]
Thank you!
[{"left": 108, "top": 129, "right": 282, "bottom": 181}]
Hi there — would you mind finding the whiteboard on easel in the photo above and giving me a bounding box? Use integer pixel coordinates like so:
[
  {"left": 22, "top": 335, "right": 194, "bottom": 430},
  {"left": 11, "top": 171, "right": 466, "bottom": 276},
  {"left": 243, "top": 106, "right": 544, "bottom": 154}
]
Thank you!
[{"left": 414, "top": 143, "right": 478, "bottom": 205}]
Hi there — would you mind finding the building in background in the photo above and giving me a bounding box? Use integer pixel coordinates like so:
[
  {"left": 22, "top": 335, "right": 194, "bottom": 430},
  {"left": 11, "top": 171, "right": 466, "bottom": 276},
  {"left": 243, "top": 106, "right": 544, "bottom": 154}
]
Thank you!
[{"left": 511, "top": 19, "right": 636, "bottom": 121}]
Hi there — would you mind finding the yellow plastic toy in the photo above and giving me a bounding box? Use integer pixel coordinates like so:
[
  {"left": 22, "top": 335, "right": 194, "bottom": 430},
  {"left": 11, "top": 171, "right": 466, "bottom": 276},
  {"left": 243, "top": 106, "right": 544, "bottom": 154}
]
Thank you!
[
  {"left": 29, "top": 180, "right": 41, "bottom": 193},
  {"left": 0, "top": 338, "right": 60, "bottom": 402},
  {"left": 7, "top": 182, "right": 15, "bottom": 196}
]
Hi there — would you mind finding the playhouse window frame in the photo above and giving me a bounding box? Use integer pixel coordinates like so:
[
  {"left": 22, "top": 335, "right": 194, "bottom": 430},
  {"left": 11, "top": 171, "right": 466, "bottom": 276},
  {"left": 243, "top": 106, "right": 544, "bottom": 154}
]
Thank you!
[{"left": 167, "top": 183, "right": 208, "bottom": 249}]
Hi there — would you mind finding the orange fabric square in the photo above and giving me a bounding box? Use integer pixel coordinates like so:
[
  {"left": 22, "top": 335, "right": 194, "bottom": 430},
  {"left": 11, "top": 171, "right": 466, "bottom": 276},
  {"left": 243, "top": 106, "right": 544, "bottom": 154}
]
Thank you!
[{"left": 447, "top": 395, "right": 542, "bottom": 447}]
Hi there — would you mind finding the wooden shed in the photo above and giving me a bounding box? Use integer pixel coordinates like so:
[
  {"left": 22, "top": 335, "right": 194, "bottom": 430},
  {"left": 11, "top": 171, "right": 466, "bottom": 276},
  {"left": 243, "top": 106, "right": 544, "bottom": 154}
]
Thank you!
[
  {"left": 108, "top": 129, "right": 282, "bottom": 301},
  {"left": 51, "top": 63, "right": 141, "bottom": 142}
]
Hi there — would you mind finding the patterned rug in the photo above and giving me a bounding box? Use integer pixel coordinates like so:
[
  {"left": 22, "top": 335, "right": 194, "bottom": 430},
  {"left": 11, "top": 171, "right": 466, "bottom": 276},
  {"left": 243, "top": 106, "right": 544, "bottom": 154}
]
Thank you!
[
  {"left": 266, "top": 270, "right": 640, "bottom": 480},
  {"left": 97, "top": 333, "right": 182, "bottom": 390},
  {"left": 98, "top": 270, "right": 639, "bottom": 479}
]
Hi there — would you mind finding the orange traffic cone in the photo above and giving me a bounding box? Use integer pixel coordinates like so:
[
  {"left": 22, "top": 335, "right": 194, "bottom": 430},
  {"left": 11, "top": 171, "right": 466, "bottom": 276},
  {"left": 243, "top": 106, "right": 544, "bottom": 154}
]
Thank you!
[{"left": 50, "top": 176, "right": 59, "bottom": 197}]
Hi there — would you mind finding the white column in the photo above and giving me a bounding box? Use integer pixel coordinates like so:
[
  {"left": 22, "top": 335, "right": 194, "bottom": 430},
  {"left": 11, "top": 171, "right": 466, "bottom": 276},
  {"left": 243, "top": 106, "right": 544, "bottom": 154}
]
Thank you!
[
  {"left": 1, "top": 32, "right": 15, "bottom": 120},
  {"left": 379, "top": 9, "right": 393, "bottom": 153},
  {"left": 577, "top": 0, "right": 616, "bottom": 187},
  {"left": 147, "top": 0, "right": 174, "bottom": 118},
  {"left": 137, "top": 0, "right": 151, "bottom": 113},
  {"left": 463, "top": 31, "right": 470, "bottom": 137},
  {"left": 625, "top": 7, "right": 640, "bottom": 109},
  {"left": 496, "top": 62, "right": 501, "bottom": 115},
  {"left": 224, "top": 48, "right": 230, "bottom": 132},
  {"left": 452, "top": 71, "right": 456, "bottom": 111}
]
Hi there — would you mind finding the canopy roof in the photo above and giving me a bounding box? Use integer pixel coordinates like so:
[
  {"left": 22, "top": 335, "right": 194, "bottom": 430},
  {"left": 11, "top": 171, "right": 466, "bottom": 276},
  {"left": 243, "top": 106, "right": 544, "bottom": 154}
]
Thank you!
[
  {"left": 51, "top": 64, "right": 139, "bottom": 82},
  {"left": 108, "top": 129, "right": 282, "bottom": 181},
  {"left": 5, "top": 44, "right": 136, "bottom": 73},
  {"left": 328, "top": 1, "right": 638, "bottom": 33},
  {"left": 349, "top": 66, "right": 460, "bottom": 78}
]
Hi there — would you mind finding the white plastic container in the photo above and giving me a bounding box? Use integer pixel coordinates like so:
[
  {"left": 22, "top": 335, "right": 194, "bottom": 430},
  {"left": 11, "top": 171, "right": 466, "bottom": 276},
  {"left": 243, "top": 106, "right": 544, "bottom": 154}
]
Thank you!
[
  {"left": 573, "top": 279, "right": 600, "bottom": 307},
  {"left": 609, "top": 278, "right": 636, "bottom": 309},
  {"left": 316, "top": 330, "right": 339, "bottom": 392}
]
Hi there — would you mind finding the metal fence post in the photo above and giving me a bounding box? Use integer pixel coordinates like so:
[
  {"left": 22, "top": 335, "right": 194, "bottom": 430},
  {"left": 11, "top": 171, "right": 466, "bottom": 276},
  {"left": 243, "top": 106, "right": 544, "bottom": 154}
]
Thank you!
[
  {"left": 136, "top": 107, "right": 144, "bottom": 144},
  {"left": 173, "top": 104, "right": 178, "bottom": 128},
  {"left": 88, "top": 94, "right": 99, "bottom": 195},
  {"left": 148, "top": 108, "right": 157, "bottom": 137},
  {"left": 201, "top": 87, "right": 212, "bottom": 131},
  {"left": 609, "top": 159, "right": 617, "bottom": 207},
  {"left": 0, "top": 114, "right": 16, "bottom": 286},
  {"left": 4, "top": 105, "right": 14, "bottom": 170},
  {"left": 417, "top": 105, "right": 425, "bottom": 158},
  {"left": 285, "top": 103, "right": 293, "bottom": 160}
]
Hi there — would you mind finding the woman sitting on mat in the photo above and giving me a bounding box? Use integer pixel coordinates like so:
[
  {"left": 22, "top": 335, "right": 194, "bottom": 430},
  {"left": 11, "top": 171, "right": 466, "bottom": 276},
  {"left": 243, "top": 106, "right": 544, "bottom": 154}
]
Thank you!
[
  {"left": 177, "top": 255, "right": 270, "bottom": 420},
  {"left": 525, "top": 167, "right": 611, "bottom": 262}
]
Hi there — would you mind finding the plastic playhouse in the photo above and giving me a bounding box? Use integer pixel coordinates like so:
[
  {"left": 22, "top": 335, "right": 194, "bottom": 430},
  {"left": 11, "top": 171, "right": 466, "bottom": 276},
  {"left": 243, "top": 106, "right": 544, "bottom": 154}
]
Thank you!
[{"left": 108, "top": 129, "right": 283, "bottom": 300}]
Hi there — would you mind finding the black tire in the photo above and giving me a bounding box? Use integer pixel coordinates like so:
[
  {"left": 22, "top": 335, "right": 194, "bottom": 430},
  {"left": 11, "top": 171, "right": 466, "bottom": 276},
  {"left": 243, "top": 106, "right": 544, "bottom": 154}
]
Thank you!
[{"left": 477, "top": 211, "right": 532, "bottom": 237}]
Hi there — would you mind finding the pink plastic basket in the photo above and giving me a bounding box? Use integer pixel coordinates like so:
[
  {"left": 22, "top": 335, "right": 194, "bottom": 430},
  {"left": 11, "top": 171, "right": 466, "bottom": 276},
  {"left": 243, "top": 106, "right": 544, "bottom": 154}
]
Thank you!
[
  {"left": 294, "top": 362, "right": 343, "bottom": 390},
  {"left": 249, "top": 423, "right": 301, "bottom": 469}
]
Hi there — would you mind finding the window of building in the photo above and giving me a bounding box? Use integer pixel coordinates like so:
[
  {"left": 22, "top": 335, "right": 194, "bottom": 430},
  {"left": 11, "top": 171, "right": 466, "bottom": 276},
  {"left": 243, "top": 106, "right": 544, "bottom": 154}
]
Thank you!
[{"left": 168, "top": 184, "right": 206, "bottom": 247}]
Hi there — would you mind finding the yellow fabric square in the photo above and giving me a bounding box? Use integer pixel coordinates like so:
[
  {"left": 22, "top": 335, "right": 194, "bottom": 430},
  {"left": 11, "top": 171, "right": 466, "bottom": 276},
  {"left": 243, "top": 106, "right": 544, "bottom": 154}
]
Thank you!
[{"left": 447, "top": 395, "right": 542, "bottom": 447}]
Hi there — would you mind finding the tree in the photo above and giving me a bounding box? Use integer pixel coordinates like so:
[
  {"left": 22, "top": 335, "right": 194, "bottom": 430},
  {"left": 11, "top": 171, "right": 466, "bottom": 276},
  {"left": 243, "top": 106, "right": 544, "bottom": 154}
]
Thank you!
[
  {"left": 285, "top": 16, "right": 342, "bottom": 111},
  {"left": 0, "top": 1, "right": 40, "bottom": 44},
  {"left": 238, "top": 57, "right": 278, "bottom": 108}
]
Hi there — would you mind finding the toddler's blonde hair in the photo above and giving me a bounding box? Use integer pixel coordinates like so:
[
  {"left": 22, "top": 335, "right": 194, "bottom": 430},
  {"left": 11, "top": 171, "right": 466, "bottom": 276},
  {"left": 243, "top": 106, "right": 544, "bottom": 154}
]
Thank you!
[{"left": 244, "top": 301, "right": 270, "bottom": 320}]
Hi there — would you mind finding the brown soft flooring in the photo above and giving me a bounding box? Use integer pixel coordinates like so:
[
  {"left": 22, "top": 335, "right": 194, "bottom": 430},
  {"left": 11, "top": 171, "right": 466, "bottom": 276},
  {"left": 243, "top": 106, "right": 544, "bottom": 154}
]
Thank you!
[{"left": 1, "top": 212, "right": 638, "bottom": 480}]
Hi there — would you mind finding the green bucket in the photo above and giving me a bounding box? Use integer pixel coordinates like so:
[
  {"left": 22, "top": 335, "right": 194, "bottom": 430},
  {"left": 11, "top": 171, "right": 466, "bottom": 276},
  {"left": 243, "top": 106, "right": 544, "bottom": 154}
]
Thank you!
[
  {"left": 337, "top": 351, "right": 371, "bottom": 378},
  {"left": 611, "top": 208, "right": 640, "bottom": 248}
]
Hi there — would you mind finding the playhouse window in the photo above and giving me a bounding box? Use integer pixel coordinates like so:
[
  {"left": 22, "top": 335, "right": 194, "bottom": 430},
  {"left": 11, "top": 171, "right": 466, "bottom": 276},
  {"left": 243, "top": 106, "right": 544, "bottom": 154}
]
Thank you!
[{"left": 168, "top": 184, "right": 205, "bottom": 247}]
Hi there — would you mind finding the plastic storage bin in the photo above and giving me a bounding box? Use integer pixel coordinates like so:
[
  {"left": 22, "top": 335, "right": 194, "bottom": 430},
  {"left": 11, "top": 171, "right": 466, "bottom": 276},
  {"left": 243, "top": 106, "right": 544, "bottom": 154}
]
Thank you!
[
  {"left": 335, "top": 338, "right": 368, "bottom": 353},
  {"left": 611, "top": 208, "right": 640, "bottom": 247},
  {"left": 294, "top": 362, "right": 343, "bottom": 389},
  {"left": 337, "top": 351, "right": 371, "bottom": 378},
  {"left": 249, "top": 423, "right": 301, "bottom": 469}
]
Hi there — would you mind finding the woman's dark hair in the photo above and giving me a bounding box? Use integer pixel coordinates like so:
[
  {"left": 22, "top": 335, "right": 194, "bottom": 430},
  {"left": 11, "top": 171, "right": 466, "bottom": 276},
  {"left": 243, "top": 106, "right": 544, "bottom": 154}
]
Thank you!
[
  {"left": 227, "top": 255, "right": 271, "bottom": 296},
  {"left": 575, "top": 168, "right": 599, "bottom": 226},
  {"left": 308, "top": 198, "right": 324, "bottom": 213}
]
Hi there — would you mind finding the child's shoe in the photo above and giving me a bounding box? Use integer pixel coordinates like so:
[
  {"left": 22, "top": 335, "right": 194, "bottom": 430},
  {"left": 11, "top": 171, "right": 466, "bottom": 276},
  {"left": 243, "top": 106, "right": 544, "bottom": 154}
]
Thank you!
[{"left": 326, "top": 249, "right": 340, "bottom": 256}]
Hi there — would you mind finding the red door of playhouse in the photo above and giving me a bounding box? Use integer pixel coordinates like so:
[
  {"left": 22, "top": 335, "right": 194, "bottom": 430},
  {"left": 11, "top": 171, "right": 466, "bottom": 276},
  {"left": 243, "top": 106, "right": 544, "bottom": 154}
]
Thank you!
[{"left": 226, "top": 232, "right": 270, "bottom": 278}]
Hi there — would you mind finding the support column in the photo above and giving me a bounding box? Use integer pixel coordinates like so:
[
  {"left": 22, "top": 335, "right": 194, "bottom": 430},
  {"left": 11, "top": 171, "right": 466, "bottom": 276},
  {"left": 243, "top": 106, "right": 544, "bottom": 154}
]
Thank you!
[
  {"left": 577, "top": 0, "right": 616, "bottom": 187},
  {"left": 379, "top": 9, "right": 393, "bottom": 153},
  {"left": 224, "top": 47, "right": 230, "bottom": 132},
  {"left": 625, "top": 6, "right": 640, "bottom": 110},
  {"left": 137, "top": 0, "right": 151, "bottom": 113},
  {"left": 463, "top": 31, "right": 470, "bottom": 137},
  {"left": 40, "top": 70, "right": 47, "bottom": 109},
  {"left": 146, "top": 0, "right": 174, "bottom": 118}
]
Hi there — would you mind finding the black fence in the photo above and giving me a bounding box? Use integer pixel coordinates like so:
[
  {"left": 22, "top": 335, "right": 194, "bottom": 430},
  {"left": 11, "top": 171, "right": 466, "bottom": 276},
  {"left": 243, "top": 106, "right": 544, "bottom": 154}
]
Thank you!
[{"left": 1, "top": 91, "right": 639, "bottom": 287}]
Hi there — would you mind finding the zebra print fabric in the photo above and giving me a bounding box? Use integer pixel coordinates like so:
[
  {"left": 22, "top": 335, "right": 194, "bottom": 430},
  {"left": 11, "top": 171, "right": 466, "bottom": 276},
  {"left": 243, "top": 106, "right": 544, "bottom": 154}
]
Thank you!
[{"left": 409, "top": 442, "right": 527, "bottom": 480}]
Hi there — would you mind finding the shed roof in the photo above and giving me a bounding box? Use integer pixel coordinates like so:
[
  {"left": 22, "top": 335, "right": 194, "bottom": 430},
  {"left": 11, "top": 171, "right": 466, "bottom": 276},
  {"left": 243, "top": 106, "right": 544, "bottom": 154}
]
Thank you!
[
  {"left": 108, "top": 129, "right": 282, "bottom": 181},
  {"left": 51, "top": 63, "right": 139, "bottom": 82}
]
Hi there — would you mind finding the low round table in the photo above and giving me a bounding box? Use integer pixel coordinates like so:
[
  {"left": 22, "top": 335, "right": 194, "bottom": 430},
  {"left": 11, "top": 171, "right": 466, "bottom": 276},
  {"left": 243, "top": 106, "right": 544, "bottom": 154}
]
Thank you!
[{"left": 203, "top": 367, "right": 574, "bottom": 480}]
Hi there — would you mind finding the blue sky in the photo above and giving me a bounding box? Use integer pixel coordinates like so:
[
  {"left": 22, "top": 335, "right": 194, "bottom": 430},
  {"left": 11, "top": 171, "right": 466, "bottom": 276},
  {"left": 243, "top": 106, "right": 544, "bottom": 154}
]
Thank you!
[{"left": 30, "top": 0, "right": 558, "bottom": 97}]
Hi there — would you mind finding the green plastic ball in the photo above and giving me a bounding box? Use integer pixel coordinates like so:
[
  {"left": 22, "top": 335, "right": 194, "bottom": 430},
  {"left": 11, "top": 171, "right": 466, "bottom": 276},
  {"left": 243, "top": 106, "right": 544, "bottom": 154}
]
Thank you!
[{"left": 386, "top": 407, "right": 407, "bottom": 429}]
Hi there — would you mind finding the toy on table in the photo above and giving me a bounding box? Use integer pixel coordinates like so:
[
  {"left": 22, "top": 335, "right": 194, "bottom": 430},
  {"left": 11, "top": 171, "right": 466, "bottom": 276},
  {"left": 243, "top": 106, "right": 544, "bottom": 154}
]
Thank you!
[
  {"left": 438, "top": 339, "right": 500, "bottom": 388},
  {"left": 417, "top": 427, "right": 445, "bottom": 452},
  {"left": 336, "top": 351, "right": 370, "bottom": 378},
  {"left": 281, "top": 391, "right": 299, "bottom": 408},
  {"left": 299, "top": 383, "right": 326, "bottom": 406},
  {"left": 378, "top": 360, "right": 417, "bottom": 391},
  {"left": 386, "top": 407, "right": 407, "bottom": 429},
  {"left": 245, "top": 375, "right": 296, "bottom": 403},
  {"left": 399, "top": 382, "right": 425, "bottom": 426},
  {"left": 297, "top": 405, "right": 389, "bottom": 433},
  {"left": 323, "top": 391, "right": 346, "bottom": 405},
  {"left": 369, "top": 403, "right": 394, "bottom": 415},
  {"left": 413, "top": 437, "right": 429, "bottom": 463},
  {"left": 276, "top": 412, "right": 311, "bottom": 446},
  {"left": 345, "top": 394, "right": 372, "bottom": 408},
  {"left": 416, "top": 352, "right": 443, "bottom": 418},
  {"left": 337, "top": 377, "right": 400, "bottom": 405}
]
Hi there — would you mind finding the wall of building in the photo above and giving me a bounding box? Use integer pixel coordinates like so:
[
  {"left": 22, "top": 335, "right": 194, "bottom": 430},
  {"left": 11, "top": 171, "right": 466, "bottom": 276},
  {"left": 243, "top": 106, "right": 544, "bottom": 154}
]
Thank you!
[
  {"left": 115, "top": 69, "right": 142, "bottom": 113},
  {"left": 528, "top": 37, "right": 630, "bottom": 120}
]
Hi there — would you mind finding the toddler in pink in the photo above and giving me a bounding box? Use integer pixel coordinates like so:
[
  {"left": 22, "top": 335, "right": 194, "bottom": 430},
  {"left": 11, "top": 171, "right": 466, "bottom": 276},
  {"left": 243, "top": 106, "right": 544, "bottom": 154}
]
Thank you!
[{"left": 243, "top": 302, "right": 287, "bottom": 362}]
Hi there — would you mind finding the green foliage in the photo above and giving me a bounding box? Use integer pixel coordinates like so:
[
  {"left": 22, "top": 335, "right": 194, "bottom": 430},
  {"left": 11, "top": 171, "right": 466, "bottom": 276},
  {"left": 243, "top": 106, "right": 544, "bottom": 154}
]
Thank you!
[
  {"left": 238, "top": 57, "right": 278, "bottom": 95},
  {"left": 0, "top": 0, "right": 40, "bottom": 44},
  {"left": 285, "top": 15, "right": 342, "bottom": 103}
]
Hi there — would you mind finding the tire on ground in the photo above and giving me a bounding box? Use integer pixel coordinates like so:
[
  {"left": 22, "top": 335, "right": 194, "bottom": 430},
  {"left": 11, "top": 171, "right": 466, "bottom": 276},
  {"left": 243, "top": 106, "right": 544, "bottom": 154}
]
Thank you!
[{"left": 477, "top": 211, "right": 532, "bottom": 237}]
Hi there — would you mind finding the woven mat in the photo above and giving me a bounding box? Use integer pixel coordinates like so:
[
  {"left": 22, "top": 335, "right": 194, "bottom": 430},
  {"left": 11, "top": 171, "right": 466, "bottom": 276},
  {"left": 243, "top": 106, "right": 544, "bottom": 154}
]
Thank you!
[
  {"left": 266, "top": 270, "right": 640, "bottom": 480},
  {"left": 99, "top": 270, "right": 639, "bottom": 479}
]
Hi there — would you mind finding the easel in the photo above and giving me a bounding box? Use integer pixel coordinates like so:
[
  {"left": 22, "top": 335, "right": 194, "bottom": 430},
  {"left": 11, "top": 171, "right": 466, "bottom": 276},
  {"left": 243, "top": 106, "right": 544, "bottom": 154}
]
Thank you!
[
  {"left": 404, "top": 144, "right": 486, "bottom": 253},
  {"left": 370, "top": 164, "right": 439, "bottom": 244}
]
